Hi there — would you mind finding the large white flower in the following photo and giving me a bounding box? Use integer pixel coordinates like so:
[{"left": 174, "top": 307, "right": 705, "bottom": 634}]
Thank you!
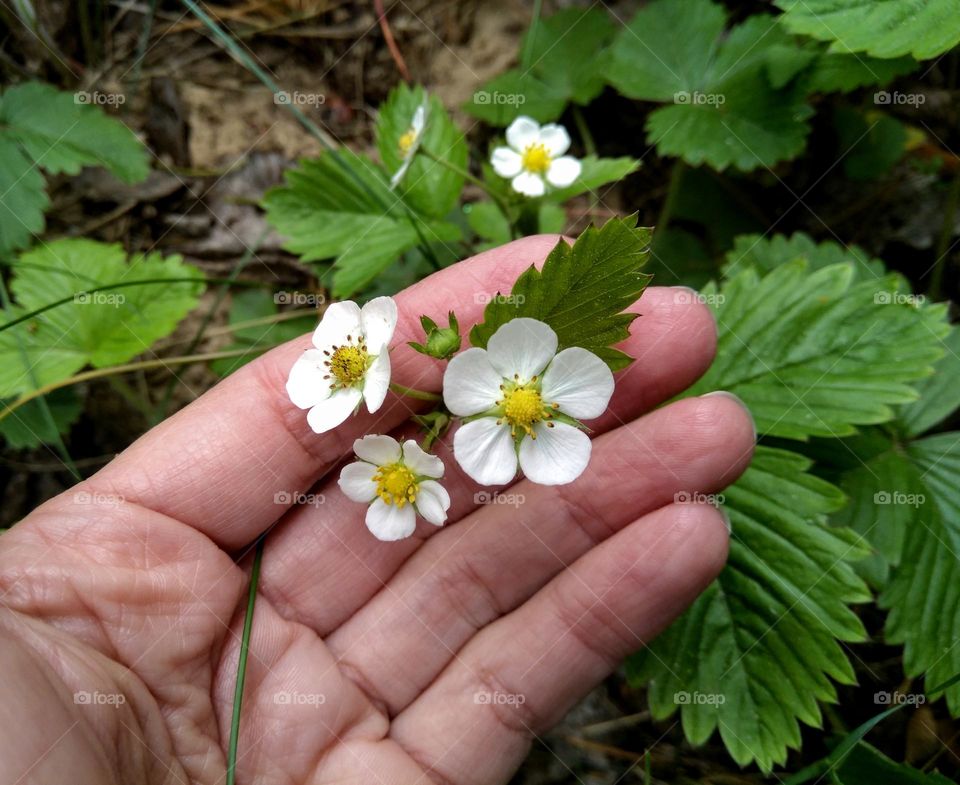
[
  {"left": 390, "top": 102, "right": 427, "bottom": 188},
  {"left": 286, "top": 297, "right": 397, "bottom": 434},
  {"left": 490, "top": 116, "right": 582, "bottom": 197},
  {"left": 338, "top": 434, "right": 451, "bottom": 541},
  {"left": 443, "top": 318, "right": 614, "bottom": 486}
]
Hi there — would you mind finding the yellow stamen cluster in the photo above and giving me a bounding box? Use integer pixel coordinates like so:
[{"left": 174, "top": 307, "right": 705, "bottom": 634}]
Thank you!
[
  {"left": 521, "top": 143, "right": 551, "bottom": 174},
  {"left": 322, "top": 335, "right": 369, "bottom": 390},
  {"left": 398, "top": 128, "right": 418, "bottom": 157},
  {"left": 496, "top": 375, "right": 559, "bottom": 438},
  {"left": 374, "top": 463, "right": 418, "bottom": 507}
]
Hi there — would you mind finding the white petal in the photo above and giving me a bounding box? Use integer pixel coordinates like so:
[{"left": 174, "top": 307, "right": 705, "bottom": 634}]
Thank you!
[
  {"left": 312, "top": 301, "right": 363, "bottom": 351},
  {"left": 541, "top": 347, "right": 615, "bottom": 420},
  {"left": 442, "top": 347, "right": 502, "bottom": 416},
  {"left": 286, "top": 349, "right": 330, "bottom": 409},
  {"left": 519, "top": 422, "right": 591, "bottom": 485},
  {"left": 511, "top": 171, "right": 545, "bottom": 197},
  {"left": 353, "top": 434, "right": 401, "bottom": 466},
  {"left": 538, "top": 124, "right": 571, "bottom": 156},
  {"left": 491, "top": 147, "right": 523, "bottom": 178},
  {"left": 415, "top": 480, "right": 450, "bottom": 526},
  {"left": 486, "top": 318, "right": 558, "bottom": 381},
  {"left": 363, "top": 350, "right": 391, "bottom": 413},
  {"left": 453, "top": 418, "right": 518, "bottom": 486},
  {"left": 306, "top": 387, "right": 362, "bottom": 433},
  {"left": 506, "top": 116, "right": 541, "bottom": 152},
  {"left": 366, "top": 499, "right": 417, "bottom": 541},
  {"left": 403, "top": 440, "right": 444, "bottom": 478},
  {"left": 360, "top": 296, "right": 398, "bottom": 353},
  {"left": 546, "top": 156, "right": 581, "bottom": 187},
  {"left": 338, "top": 461, "right": 378, "bottom": 503},
  {"left": 412, "top": 104, "right": 426, "bottom": 132},
  {"left": 390, "top": 157, "right": 412, "bottom": 188}
]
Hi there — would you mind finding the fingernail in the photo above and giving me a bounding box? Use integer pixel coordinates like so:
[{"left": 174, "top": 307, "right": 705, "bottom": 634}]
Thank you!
[{"left": 701, "top": 390, "right": 756, "bottom": 442}]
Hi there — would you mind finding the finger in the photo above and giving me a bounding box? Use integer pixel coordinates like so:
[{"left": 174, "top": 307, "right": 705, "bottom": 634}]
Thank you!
[
  {"left": 325, "top": 393, "right": 754, "bottom": 713},
  {"left": 389, "top": 502, "right": 729, "bottom": 785},
  {"left": 256, "top": 288, "right": 720, "bottom": 635},
  {"left": 81, "top": 235, "right": 565, "bottom": 549}
]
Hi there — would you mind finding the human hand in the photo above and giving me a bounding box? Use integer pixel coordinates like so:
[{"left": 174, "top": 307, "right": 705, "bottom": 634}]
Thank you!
[{"left": 0, "top": 235, "right": 754, "bottom": 785}]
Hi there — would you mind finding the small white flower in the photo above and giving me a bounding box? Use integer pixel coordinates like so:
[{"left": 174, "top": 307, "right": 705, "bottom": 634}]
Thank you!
[
  {"left": 339, "top": 434, "right": 451, "bottom": 541},
  {"left": 286, "top": 297, "right": 398, "bottom": 434},
  {"left": 443, "top": 318, "right": 614, "bottom": 486},
  {"left": 490, "top": 116, "right": 582, "bottom": 197},
  {"left": 390, "top": 102, "right": 428, "bottom": 188}
]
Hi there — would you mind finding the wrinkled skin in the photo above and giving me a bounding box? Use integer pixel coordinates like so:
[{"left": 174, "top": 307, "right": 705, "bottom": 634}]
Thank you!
[{"left": 0, "top": 237, "right": 755, "bottom": 785}]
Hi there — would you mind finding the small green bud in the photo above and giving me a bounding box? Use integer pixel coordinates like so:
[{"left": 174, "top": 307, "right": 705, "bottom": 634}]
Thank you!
[{"left": 409, "top": 311, "right": 461, "bottom": 360}]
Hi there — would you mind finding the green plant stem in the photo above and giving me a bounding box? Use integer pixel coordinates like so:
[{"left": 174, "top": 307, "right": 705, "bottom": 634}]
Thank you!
[
  {"left": 571, "top": 105, "right": 596, "bottom": 157},
  {"left": 389, "top": 382, "right": 440, "bottom": 402},
  {"left": 929, "top": 167, "right": 960, "bottom": 300},
  {"left": 0, "top": 346, "right": 282, "bottom": 424},
  {"left": 226, "top": 536, "right": 265, "bottom": 785},
  {"left": 656, "top": 160, "right": 686, "bottom": 236}
]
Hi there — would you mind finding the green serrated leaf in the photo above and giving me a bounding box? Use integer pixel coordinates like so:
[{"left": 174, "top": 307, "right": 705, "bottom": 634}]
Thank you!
[
  {"left": 376, "top": 84, "right": 467, "bottom": 218},
  {"left": 806, "top": 53, "right": 918, "bottom": 93},
  {"left": 543, "top": 155, "right": 640, "bottom": 202},
  {"left": 630, "top": 445, "right": 869, "bottom": 772},
  {"left": 468, "top": 216, "right": 651, "bottom": 370},
  {"left": 775, "top": 0, "right": 960, "bottom": 60},
  {"left": 722, "top": 232, "right": 886, "bottom": 280},
  {"left": 0, "top": 238, "right": 204, "bottom": 397},
  {"left": 607, "top": 3, "right": 813, "bottom": 171},
  {"left": 464, "top": 7, "right": 615, "bottom": 125},
  {"left": 263, "top": 148, "right": 461, "bottom": 297},
  {"left": 834, "top": 742, "right": 956, "bottom": 784},
  {"left": 0, "top": 388, "right": 82, "bottom": 448},
  {"left": 690, "top": 259, "right": 948, "bottom": 439},
  {"left": 899, "top": 326, "right": 960, "bottom": 437}
]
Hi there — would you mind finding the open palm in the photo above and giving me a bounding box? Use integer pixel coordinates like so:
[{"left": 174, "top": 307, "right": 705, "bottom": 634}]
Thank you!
[{"left": 0, "top": 236, "right": 754, "bottom": 785}]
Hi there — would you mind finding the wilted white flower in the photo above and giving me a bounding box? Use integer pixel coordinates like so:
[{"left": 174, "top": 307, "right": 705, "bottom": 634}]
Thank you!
[
  {"left": 443, "top": 318, "right": 614, "bottom": 486},
  {"left": 390, "top": 102, "right": 427, "bottom": 187},
  {"left": 286, "top": 297, "right": 397, "bottom": 433},
  {"left": 490, "top": 116, "right": 582, "bottom": 197},
  {"left": 339, "top": 434, "right": 450, "bottom": 541}
]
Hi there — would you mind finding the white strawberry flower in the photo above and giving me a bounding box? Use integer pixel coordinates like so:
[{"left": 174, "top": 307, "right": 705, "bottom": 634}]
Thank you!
[
  {"left": 442, "top": 318, "right": 614, "bottom": 486},
  {"left": 490, "top": 116, "right": 582, "bottom": 197},
  {"left": 390, "top": 102, "right": 427, "bottom": 187},
  {"left": 339, "top": 434, "right": 451, "bottom": 541},
  {"left": 286, "top": 297, "right": 397, "bottom": 434}
]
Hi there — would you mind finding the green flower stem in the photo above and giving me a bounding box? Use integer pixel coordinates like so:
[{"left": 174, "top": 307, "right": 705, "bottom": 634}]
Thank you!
[
  {"left": 656, "top": 159, "right": 686, "bottom": 235},
  {"left": 226, "top": 536, "right": 265, "bottom": 785},
  {"left": 0, "top": 345, "right": 283, "bottom": 424},
  {"left": 389, "top": 382, "right": 441, "bottom": 402}
]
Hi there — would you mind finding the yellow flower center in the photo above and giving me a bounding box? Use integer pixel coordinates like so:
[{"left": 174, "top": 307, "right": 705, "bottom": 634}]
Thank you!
[
  {"left": 374, "top": 463, "right": 418, "bottom": 506},
  {"left": 521, "top": 143, "right": 551, "bottom": 174},
  {"left": 398, "top": 128, "right": 417, "bottom": 156},
  {"left": 325, "top": 338, "right": 369, "bottom": 389},
  {"left": 497, "top": 378, "right": 559, "bottom": 438}
]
